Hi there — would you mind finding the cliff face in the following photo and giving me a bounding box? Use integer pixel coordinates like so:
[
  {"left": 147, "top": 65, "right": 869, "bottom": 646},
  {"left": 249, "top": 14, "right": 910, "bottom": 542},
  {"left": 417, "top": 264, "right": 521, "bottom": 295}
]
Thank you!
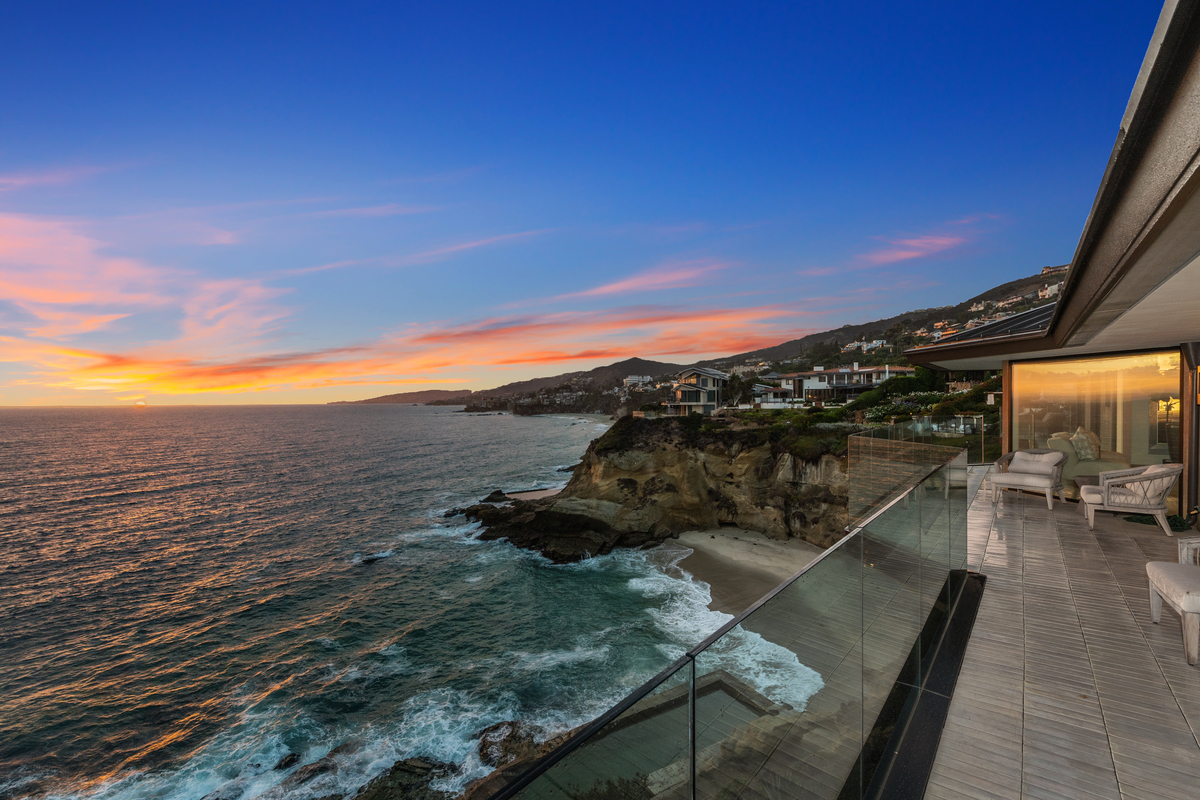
[
  {"left": 468, "top": 417, "right": 851, "bottom": 562},
  {"left": 552, "top": 440, "right": 848, "bottom": 547}
]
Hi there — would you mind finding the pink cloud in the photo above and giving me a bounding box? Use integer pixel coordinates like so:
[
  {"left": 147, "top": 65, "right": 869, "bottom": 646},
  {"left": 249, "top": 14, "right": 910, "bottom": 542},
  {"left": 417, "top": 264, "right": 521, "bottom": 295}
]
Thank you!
[{"left": 0, "top": 213, "right": 291, "bottom": 351}]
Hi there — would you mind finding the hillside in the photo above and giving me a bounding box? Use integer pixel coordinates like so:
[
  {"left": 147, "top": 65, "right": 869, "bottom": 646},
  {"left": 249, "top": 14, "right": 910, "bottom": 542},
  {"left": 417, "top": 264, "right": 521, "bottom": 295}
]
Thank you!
[{"left": 701, "top": 267, "right": 1065, "bottom": 367}]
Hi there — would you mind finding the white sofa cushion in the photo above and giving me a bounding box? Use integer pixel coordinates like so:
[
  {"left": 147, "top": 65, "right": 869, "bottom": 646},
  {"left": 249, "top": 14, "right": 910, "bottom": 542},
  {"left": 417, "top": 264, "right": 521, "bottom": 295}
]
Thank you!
[
  {"left": 1010, "top": 451, "right": 1060, "bottom": 476},
  {"left": 1147, "top": 561, "right": 1200, "bottom": 614},
  {"left": 1080, "top": 486, "right": 1104, "bottom": 504},
  {"left": 992, "top": 472, "right": 1056, "bottom": 490}
]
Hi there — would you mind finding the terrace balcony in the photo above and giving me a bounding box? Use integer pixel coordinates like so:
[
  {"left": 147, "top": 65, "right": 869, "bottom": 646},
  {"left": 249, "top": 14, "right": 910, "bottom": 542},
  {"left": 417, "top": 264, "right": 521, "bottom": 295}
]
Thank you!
[{"left": 927, "top": 475, "right": 1200, "bottom": 800}]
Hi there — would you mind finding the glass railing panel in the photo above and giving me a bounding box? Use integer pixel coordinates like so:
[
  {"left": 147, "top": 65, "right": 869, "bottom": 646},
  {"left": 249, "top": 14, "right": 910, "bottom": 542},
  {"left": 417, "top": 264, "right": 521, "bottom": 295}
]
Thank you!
[
  {"left": 513, "top": 663, "right": 692, "bottom": 800},
  {"left": 858, "top": 484, "right": 924, "bottom": 751},
  {"left": 919, "top": 466, "right": 953, "bottom": 689},
  {"left": 848, "top": 430, "right": 962, "bottom": 525},
  {"left": 692, "top": 535, "right": 863, "bottom": 800},
  {"left": 947, "top": 451, "right": 970, "bottom": 574}
]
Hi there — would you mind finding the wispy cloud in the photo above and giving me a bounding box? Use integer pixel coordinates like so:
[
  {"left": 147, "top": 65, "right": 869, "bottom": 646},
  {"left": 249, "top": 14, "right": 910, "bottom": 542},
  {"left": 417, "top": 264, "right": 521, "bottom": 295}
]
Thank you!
[
  {"left": 859, "top": 234, "right": 965, "bottom": 265},
  {"left": 0, "top": 165, "right": 111, "bottom": 192},
  {"left": 551, "top": 260, "right": 727, "bottom": 301},
  {"left": 280, "top": 229, "right": 553, "bottom": 277},
  {"left": 405, "top": 229, "right": 551, "bottom": 261},
  {"left": 798, "top": 215, "right": 992, "bottom": 276},
  {"left": 299, "top": 203, "right": 437, "bottom": 219}
]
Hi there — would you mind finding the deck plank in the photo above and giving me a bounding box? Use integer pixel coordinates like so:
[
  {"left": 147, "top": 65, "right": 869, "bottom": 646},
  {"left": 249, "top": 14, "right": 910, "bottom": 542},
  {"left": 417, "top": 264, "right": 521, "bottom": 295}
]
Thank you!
[{"left": 926, "top": 472, "right": 1200, "bottom": 799}]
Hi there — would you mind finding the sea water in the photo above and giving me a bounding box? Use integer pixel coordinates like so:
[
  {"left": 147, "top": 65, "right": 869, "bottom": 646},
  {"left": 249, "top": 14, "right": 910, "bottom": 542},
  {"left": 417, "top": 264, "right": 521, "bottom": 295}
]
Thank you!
[{"left": 0, "top": 405, "right": 820, "bottom": 800}]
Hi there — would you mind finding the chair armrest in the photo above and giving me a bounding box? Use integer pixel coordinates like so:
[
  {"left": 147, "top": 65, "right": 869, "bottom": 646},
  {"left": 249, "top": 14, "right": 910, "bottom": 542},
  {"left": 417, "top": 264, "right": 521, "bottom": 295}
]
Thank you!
[
  {"left": 1098, "top": 466, "right": 1148, "bottom": 487},
  {"left": 994, "top": 452, "right": 1015, "bottom": 473},
  {"left": 1179, "top": 537, "right": 1200, "bottom": 566}
]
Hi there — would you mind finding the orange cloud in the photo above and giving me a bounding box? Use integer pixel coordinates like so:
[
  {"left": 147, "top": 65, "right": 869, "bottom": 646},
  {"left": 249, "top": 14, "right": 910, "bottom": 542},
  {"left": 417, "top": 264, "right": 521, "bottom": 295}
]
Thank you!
[{"left": 4, "top": 303, "right": 818, "bottom": 398}]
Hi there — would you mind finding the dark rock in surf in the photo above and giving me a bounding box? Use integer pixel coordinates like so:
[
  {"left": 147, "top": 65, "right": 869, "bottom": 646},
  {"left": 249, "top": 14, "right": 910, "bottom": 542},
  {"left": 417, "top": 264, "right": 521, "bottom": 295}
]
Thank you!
[
  {"left": 352, "top": 757, "right": 456, "bottom": 800},
  {"left": 482, "top": 490, "right": 512, "bottom": 503},
  {"left": 274, "top": 752, "right": 301, "bottom": 770},
  {"left": 476, "top": 721, "right": 539, "bottom": 767},
  {"left": 462, "top": 500, "right": 660, "bottom": 564}
]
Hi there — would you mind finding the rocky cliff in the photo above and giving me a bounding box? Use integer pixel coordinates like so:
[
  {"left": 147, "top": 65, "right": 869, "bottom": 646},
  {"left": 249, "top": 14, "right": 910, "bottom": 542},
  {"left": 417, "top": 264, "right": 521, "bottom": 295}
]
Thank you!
[{"left": 463, "top": 416, "right": 854, "bottom": 562}]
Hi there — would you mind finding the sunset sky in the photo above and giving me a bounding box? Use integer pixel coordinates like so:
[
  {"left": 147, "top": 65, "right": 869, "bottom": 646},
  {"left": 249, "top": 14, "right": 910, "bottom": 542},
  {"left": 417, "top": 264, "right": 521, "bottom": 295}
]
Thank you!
[{"left": 0, "top": 2, "right": 1161, "bottom": 405}]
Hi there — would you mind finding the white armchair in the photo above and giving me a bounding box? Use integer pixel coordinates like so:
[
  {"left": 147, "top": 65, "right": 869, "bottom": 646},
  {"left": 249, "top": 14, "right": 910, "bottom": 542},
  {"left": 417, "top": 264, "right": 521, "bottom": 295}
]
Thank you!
[
  {"left": 1080, "top": 463, "right": 1183, "bottom": 536},
  {"left": 1147, "top": 536, "right": 1200, "bottom": 664},
  {"left": 990, "top": 449, "right": 1068, "bottom": 509}
]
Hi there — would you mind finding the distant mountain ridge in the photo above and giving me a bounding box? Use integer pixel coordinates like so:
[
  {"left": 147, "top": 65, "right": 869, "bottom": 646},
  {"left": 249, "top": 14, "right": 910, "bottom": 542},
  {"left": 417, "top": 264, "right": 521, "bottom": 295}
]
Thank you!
[
  {"left": 472, "top": 357, "right": 684, "bottom": 398},
  {"left": 333, "top": 389, "right": 473, "bottom": 405},
  {"left": 343, "top": 270, "right": 1062, "bottom": 403}
]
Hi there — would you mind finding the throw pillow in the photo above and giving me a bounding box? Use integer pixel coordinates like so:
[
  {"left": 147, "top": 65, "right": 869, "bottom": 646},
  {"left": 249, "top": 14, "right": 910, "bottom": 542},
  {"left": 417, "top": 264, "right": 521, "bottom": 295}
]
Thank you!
[
  {"left": 1070, "top": 430, "right": 1098, "bottom": 461},
  {"left": 1077, "top": 427, "right": 1102, "bottom": 456}
]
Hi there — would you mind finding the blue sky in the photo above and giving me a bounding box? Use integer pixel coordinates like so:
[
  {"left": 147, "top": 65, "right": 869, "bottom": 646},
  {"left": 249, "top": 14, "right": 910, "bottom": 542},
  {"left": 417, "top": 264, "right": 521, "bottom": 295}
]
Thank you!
[{"left": 0, "top": 1, "right": 1163, "bottom": 403}]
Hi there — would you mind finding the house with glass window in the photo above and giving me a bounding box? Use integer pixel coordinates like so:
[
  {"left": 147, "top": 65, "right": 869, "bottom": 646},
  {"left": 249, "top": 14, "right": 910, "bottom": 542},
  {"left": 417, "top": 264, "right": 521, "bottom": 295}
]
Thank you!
[
  {"left": 906, "top": 3, "right": 1200, "bottom": 515},
  {"left": 664, "top": 367, "right": 729, "bottom": 415}
]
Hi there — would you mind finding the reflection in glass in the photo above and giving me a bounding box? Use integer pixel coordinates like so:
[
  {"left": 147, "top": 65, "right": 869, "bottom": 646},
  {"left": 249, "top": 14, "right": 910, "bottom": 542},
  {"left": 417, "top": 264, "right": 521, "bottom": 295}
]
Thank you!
[{"left": 1011, "top": 352, "right": 1180, "bottom": 503}]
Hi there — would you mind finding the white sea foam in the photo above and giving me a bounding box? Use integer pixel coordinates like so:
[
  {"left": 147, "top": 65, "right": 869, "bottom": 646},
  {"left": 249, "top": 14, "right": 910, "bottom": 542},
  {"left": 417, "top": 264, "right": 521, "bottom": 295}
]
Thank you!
[
  {"left": 510, "top": 644, "right": 611, "bottom": 672},
  {"left": 627, "top": 548, "right": 825, "bottom": 711}
]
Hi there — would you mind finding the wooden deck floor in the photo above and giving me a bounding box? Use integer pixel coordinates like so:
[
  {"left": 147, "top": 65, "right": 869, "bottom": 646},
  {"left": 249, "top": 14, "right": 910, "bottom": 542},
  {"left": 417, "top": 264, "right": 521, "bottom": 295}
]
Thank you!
[{"left": 926, "top": 475, "right": 1200, "bottom": 800}]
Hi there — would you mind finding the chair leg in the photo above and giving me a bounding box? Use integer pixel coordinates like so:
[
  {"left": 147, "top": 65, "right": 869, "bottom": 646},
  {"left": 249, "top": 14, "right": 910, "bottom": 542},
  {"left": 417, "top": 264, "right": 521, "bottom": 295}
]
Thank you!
[
  {"left": 1185, "top": 613, "right": 1199, "bottom": 666},
  {"left": 1058, "top": 489, "right": 1067, "bottom": 505},
  {"left": 1085, "top": 503, "right": 1095, "bottom": 530},
  {"left": 1045, "top": 490, "right": 1054, "bottom": 510},
  {"left": 1154, "top": 511, "right": 1174, "bottom": 537},
  {"left": 1150, "top": 580, "right": 1162, "bottom": 624}
]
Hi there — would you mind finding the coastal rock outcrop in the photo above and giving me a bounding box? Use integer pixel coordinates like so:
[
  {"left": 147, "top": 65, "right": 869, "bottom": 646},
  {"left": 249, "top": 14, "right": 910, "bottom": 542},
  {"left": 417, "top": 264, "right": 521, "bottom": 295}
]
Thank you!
[{"left": 466, "top": 417, "right": 853, "bottom": 562}]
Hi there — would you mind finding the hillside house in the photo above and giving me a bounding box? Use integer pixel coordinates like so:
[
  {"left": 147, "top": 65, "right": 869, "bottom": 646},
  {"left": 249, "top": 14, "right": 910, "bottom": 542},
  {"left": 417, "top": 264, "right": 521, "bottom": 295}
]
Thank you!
[
  {"left": 781, "top": 364, "right": 915, "bottom": 402},
  {"left": 664, "top": 367, "right": 729, "bottom": 416}
]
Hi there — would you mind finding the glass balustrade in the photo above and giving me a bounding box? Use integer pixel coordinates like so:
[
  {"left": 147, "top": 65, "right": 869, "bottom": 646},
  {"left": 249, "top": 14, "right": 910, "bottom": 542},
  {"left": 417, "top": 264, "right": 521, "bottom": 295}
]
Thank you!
[{"left": 501, "top": 436, "right": 968, "bottom": 800}]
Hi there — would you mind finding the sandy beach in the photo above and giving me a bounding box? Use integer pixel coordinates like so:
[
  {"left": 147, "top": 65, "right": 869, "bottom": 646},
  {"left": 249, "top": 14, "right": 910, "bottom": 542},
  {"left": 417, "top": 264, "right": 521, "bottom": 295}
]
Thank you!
[
  {"left": 676, "top": 529, "right": 824, "bottom": 616},
  {"left": 506, "top": 487, "right": 562, "bottom": 501}
]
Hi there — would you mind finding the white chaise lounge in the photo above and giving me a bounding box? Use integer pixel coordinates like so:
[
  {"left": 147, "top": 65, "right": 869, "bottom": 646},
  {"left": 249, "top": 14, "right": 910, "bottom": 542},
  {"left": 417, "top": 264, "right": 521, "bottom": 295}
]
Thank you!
[{"left": 990, "top": 449, "right": 1068, "bottom": 510}]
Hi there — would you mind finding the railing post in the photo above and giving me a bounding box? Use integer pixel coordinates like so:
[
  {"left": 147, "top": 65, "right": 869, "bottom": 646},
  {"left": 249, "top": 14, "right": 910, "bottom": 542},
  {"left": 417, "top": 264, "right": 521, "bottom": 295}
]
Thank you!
[{"left": 689, "top": 656, "right": 697, "bottom": 800}]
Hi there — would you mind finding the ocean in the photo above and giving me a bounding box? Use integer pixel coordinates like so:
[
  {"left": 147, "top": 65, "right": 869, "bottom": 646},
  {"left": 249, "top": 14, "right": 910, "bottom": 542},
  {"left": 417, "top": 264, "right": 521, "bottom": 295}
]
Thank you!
[{"left": 0, "top": 405, "right": 820, "bottom": 800}]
